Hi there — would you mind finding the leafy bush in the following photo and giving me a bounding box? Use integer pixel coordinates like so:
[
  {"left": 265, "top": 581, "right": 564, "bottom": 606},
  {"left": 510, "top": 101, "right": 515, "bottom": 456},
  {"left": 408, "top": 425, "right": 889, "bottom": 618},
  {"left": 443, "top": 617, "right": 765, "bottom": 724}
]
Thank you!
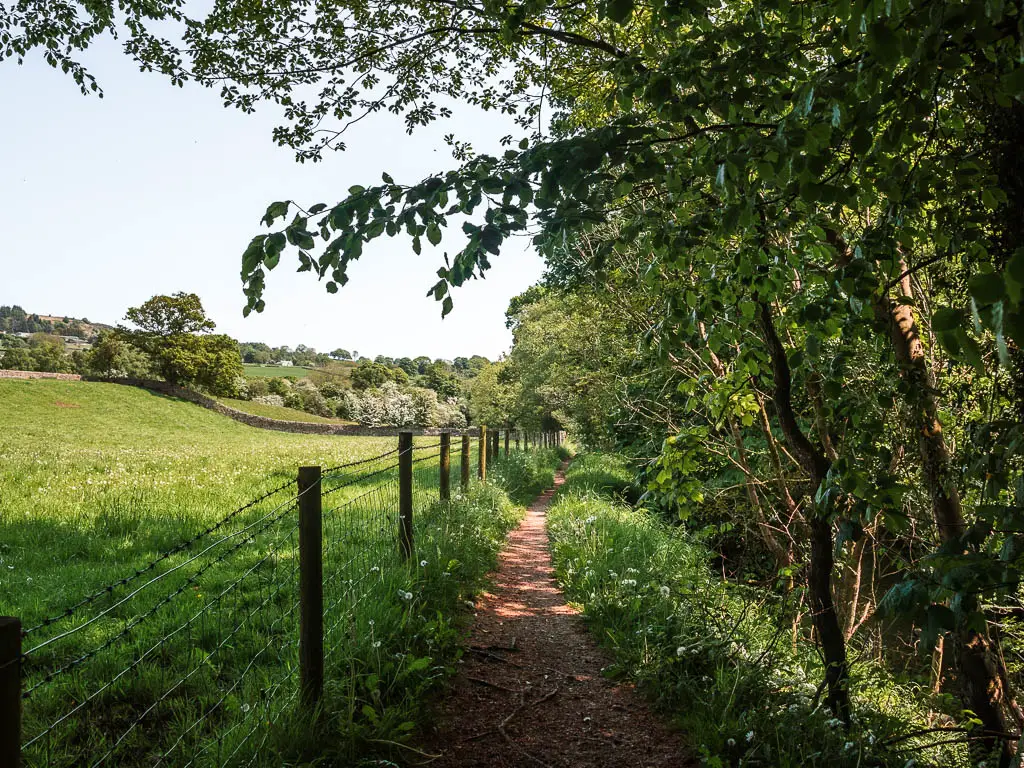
[
  {"left": 546, "top": 454, "right": 969, "bottom": 768},
  {"left": 246, "top": 378, "right": 270, "bottom": 398},
  {"left": 319, "top": 380, "right": 343, "bottom": 399},
  {"left": 266, "top": 377, "right": 291, "bottom": 396},
  {"left": 335, "top": 390, "right": 362, "bottom": 421}
]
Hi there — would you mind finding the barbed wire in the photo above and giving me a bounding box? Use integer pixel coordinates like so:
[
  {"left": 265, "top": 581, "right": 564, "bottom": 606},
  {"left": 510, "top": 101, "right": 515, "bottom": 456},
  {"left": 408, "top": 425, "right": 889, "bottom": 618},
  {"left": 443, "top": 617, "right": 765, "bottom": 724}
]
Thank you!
[
  {"left": 322, "top": 447, "right": 399, "bottom": 476},
  {"left": 24, "top": 517, "right": 300, "bottom": 753},
  {"left": 21, "top": 483, "right": 310, "bottom": 660},
  {"left": 322, "top": 460, "right": 400, "bottom": 498},
  {"left": 21, "top": 498, "right": 301, "bottom": 698},
  {"left": 21, "top": 475, "right": 298, "bottom": 637},
  {"left": 13, "top": 432, "right": 524, "bottom": 767},
  {"left": 411, "top": 441, "right": 443, "bottom": 451}
]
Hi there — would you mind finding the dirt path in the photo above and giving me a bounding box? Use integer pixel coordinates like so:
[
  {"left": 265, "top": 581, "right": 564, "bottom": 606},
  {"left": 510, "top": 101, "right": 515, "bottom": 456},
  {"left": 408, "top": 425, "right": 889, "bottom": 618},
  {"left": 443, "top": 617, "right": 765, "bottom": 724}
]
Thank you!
[{"left": 418, "top": 466, "right": 694, "bottom": 768}]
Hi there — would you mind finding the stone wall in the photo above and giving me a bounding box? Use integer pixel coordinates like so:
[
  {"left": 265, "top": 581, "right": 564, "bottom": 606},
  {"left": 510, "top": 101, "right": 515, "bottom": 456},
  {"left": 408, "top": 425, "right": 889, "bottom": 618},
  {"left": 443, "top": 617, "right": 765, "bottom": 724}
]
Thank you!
[
  {"left": 0, "top": 369, "right": 82, "bottom": 381},
  {"left": 99, "top": 378, "right": 480, "bottom": 437}
]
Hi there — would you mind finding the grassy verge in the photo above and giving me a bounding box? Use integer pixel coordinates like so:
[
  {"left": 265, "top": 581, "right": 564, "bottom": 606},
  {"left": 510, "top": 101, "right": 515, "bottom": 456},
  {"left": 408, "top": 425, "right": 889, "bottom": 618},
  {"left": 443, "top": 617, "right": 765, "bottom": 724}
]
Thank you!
[
  {"left": 487, "top": 445, "right": 570, "bottom": 504},
  {"left": 546, "top": 453, "right": 967, "bottom": 768},
  {"left": 216, "top": 396, "right": 356, "bottom": 424}
]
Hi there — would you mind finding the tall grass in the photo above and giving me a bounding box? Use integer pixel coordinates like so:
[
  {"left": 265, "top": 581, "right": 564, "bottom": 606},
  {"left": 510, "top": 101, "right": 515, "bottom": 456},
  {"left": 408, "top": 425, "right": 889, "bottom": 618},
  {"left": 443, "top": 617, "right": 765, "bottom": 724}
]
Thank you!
[
  {"left": 547, "top": 454, "right": 968, "bottom": 768},
  {"left": 0, "top": 380, "right": 563, "bottom": 766}
]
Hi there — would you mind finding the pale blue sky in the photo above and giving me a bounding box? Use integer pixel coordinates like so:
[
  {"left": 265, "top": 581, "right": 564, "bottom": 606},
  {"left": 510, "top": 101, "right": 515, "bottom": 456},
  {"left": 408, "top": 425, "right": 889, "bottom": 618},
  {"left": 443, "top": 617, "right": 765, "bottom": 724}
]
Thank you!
[{"left": 0, "top": 36, "right": 545, "bottom": 360}]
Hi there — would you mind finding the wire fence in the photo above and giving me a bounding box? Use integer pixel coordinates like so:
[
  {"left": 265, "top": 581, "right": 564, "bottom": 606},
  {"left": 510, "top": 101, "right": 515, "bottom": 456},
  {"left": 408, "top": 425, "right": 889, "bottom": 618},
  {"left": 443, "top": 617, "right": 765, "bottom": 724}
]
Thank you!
[{"left": 0, "top": 428, "right": 565, "bottom": 768}]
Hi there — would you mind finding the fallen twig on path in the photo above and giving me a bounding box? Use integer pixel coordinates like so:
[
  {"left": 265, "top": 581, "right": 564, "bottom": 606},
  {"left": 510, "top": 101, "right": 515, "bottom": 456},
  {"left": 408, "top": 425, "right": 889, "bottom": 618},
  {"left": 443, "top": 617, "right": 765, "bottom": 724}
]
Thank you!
[
  {"left": 497, "top": 687, "right": 560, "bottom": 768},
  {"left": 467, "top": 675, "right": 518, "bottom": 692},
  {"left": 467, "top": 647, "right": 526, "bottom": 667}
]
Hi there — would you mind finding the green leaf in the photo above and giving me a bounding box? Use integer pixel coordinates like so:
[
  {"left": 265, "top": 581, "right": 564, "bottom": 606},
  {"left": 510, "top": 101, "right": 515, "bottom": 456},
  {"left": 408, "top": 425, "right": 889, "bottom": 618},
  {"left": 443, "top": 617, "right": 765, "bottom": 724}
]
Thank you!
[
  {"left": 442, "top": 296, "right": 454, "bottom": 317},
  {"left": 406, "top": 656, "right": 432, "bottom": 672},
  {"left": 850, "top": 127, "right": 872, "bottom": 155},
  {"left": 606, "top": 0, "right": 635, "bottom": 23},
  {"left": 262, "top": 201, "right": 289, "bottom": 226},
  {"left": 426, "top": 221, "right": 442, "bottom": 246},
  {"left": 931, "top": 307, "right": 962, "bottom": 332},
  {"left": 326, "top": 281, "right": 338, "bottom": 294},
  {"left": 969, "top": 272, "right": 1005, "bottom": 306}
]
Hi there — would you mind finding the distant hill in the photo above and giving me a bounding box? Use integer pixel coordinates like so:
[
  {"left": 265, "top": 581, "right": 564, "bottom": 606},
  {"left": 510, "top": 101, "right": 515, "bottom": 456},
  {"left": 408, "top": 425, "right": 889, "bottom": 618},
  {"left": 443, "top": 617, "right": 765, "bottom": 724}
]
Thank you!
[{"left": 0, "top": 305, "right": 112, "bottom": 341}]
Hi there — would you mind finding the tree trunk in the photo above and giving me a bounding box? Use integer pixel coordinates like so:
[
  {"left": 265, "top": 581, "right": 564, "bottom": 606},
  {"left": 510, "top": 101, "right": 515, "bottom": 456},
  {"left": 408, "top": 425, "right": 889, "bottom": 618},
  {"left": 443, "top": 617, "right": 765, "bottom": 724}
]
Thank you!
[
  {"left": 758, "top": 300, "right": 851, "bottom": 725},
  {"left": 886, "top": 266, "right": 1016, "bottom": 764},
  {"left": 829, "top": 230, "right": 1019, "bottom": 762}
]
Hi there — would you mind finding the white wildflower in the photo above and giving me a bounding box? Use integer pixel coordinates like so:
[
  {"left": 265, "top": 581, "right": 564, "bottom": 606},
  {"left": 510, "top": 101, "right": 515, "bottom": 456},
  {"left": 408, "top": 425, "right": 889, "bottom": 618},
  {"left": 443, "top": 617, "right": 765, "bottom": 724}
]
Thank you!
[
  {"left": 745, "top": 730, "right": 754, "bottom": 743},
  {"left": 622, "top": 579, "right": 637, "bottom": 587},
  {"left": 726, "top": 738, "right": 736, "bottom": 748},
  {"left": 660, "top": 586, "right": 670, "bottom": 597},
  {"left": 676, "top": 646, "right": 686, "bottom": 657},
  {"left": 398, "top": 589, "right": 413, "bottom": 601},
  {"left": 420, "top": 560, "right": 428, "bottom": 567},
  {"left": 843, "top": 741, "right": 855, "bottom": 751}
]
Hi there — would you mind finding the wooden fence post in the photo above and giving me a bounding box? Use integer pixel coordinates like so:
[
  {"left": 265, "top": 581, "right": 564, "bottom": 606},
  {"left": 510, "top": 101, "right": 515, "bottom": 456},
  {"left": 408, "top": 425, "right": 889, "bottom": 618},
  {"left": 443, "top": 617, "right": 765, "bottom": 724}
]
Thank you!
[
  {"left": 399, "top": 432, "right": 414, "bottom": 559},
  {"left": 0, "top": 617, "right": 20, "bottom": 768},
  {"left": 297, "top": 466, "right": 323, "bottom": 710},
  {"left": 515, "top": 430, "right": 521, "bottom": 451},
  {"left": 504, "top": 428, "right": 510, "bottom": 457},
  {"left": 461, "top": 434, "right": 471, "bottom": 491},
  {"left": 492, "top": 430, "right": 500, "bottom": 462},
  {"left": 478, "top": 426, "right": 487, "bottom": 482},
  {"left": 439, "top": 433, "right": 451, "bottom": 502}
]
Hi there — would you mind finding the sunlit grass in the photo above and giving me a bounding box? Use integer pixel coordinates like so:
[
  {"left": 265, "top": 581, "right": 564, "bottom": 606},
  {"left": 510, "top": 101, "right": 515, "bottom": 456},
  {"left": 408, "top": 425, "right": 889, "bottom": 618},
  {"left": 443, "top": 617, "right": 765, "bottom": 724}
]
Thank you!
[
  {"left": 0, "top": 380, "right": 565, "bottom": 766},
  {"left": 547, "top": 453, "right": 970, "bottom": 768}
]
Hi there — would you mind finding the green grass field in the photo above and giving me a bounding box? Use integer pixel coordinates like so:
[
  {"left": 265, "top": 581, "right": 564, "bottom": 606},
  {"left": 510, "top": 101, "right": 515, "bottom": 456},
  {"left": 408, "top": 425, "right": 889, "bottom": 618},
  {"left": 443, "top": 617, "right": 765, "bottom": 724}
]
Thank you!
[
  {"left": 242, "top": 364, "right": 315, "bottom": 378},
  {"left": 0, "top": 379, "right": 505, "bottom": 767},
  {"left": 216, "top": 396, "right": 356, "bottom": 424}
]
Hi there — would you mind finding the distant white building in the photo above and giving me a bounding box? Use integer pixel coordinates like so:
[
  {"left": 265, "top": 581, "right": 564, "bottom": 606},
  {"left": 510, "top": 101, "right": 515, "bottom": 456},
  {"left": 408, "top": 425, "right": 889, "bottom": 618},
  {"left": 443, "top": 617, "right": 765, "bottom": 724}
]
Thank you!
[{"left": 278, "top": 360, "right": 294, "bottom": 367}]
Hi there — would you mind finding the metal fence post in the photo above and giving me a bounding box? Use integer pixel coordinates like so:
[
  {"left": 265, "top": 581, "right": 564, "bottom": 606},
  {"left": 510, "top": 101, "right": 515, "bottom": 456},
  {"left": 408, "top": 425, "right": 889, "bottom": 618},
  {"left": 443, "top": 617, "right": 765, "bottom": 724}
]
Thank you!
[
  {"left": 478, "top": 425, "right": 487, "bottom": 482},
  {"left": 0, "top": 617, "right": 20, "bottom": 768},
  {"left": 297, "top": 467, "right": 323, "bottom": 710},
  {"left": 439, "top": 433, "right": 451, "bottom": 502},
  {"left": 461, "top": 434, "right": 471, "bottom": 491},
  {"left": 399, "top": 432, "right": 414, "bottom": 559}
]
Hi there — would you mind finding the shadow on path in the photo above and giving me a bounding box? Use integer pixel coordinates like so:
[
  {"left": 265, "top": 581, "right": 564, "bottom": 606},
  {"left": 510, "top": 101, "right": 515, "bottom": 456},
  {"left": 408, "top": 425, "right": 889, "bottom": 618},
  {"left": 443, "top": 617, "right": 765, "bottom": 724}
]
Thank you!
[{"left": 417, "top": 465, "right": 694, "bottom": 768}]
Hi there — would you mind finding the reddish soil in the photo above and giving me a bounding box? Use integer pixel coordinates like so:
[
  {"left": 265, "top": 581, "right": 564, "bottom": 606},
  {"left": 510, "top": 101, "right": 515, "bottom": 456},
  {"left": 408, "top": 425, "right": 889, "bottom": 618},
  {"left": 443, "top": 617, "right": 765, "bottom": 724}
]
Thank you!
[{"left": 417, "top": 467, "right": 694, "bottom": 768}]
